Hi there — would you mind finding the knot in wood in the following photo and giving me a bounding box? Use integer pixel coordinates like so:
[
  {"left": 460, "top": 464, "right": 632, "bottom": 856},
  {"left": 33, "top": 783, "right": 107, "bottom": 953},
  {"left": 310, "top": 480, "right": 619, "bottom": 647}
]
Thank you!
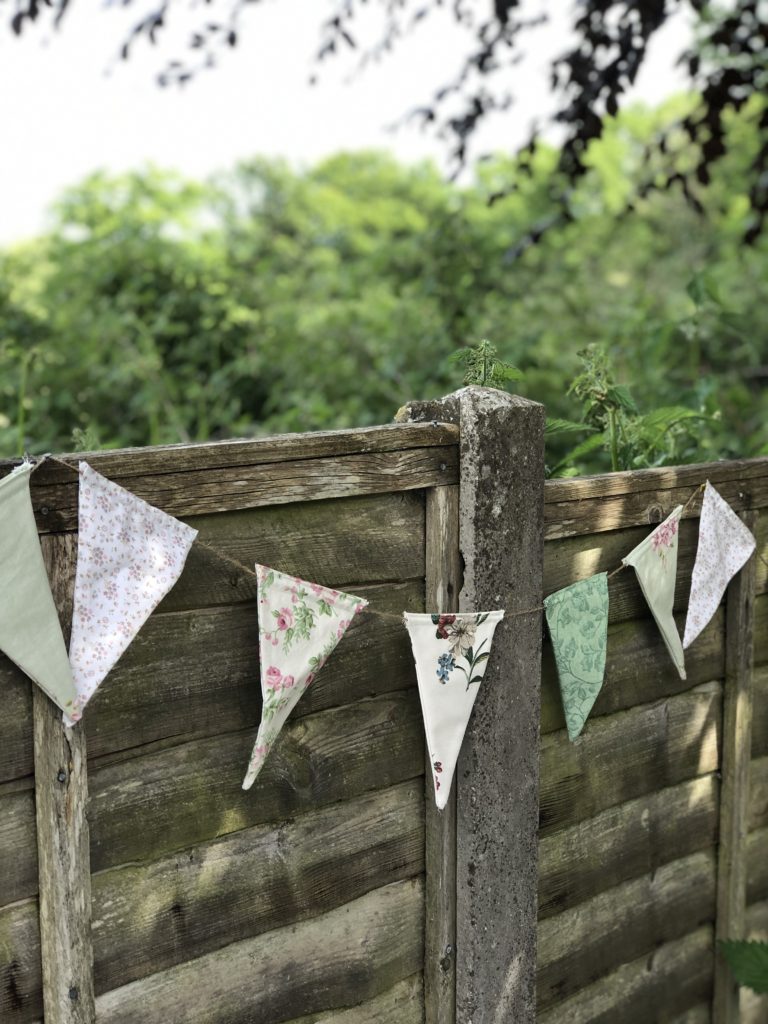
[
  {"left": 56, "top": 769, "right": 67, "bottom": 783},
  {"left": 646, "top": 504, "right": 664, "bottom": 524},
  {"left": 68, "top": 986, "right": 79, "bottom": 1001}
]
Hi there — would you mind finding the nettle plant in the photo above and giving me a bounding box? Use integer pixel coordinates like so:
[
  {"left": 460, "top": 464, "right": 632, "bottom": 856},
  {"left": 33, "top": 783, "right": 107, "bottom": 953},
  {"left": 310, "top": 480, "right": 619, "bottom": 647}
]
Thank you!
[{"left": 719, "top": 940, "right": 768, "bottom": 997}]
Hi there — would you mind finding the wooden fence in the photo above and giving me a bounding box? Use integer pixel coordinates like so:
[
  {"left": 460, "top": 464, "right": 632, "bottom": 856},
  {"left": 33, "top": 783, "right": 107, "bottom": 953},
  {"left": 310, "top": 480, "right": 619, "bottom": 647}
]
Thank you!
[{"left": 0, "top": 385, "right": 766, "bottom": 1023}]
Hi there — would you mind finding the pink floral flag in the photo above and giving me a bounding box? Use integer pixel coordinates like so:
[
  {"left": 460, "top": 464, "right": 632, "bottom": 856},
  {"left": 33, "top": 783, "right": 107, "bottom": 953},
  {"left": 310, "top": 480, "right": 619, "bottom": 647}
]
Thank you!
[
  {"left": 622, "top": 506, "right": 686, "bottom": 680},
  {"left": 66, "top": 463, "right": 197, "bottom": 724},
  {"left": 683, "top": 482, "right": 756, "bottom": 649},
  {"left": 242, "top": 566, "right": 368, "bottom": 791},
  {"left": 403, "top": 611, "right": 504, "bottom": 810}
]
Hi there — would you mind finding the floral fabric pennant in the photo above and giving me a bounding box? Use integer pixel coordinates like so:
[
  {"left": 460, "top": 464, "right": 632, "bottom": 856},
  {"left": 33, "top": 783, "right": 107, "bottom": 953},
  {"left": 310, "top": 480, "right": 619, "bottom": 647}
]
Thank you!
[
  {"left": 622, "top": 506, "right": 686, "bottom": 680},
  {"left": 403, "top": 610, "right": 503, "bottom": 810},
  {"left": 683, "top": 482, "right": 756, "bottom": 649},
  {"left": 242, "top": 566, "right": 368, "bottom": 791},
  {"left": 66, "top": 462, "right": 197, "bottom": 724},
  {"left": 0, "top": 463, "right": 77, "bottom": 713},
  {"left": 544, "top": 573, "right": 609, "bottom": 741}
]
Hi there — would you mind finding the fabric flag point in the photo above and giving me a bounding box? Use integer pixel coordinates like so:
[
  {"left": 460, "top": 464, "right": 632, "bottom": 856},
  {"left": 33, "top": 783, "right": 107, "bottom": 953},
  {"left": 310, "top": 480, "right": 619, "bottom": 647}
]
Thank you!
[
  {"left": 544, "top": 573, "right": 609, "bottom": 742},
  {"left": 622, "top": 506, "right": 686, "bottom": 680},
  {"left": 403, "top": 610, "right": 503, "bottom": 810},
  {"left": 66, "top": 462, "right": 197, "bottom": 725},
  {"left": 242, "top": 566, "right": 368, "bottom": 791},
  {"left": 683, "top": 481, "right": 756, "bottom": 649},
  {"left": 0, "top": 462, "right": 77, "bottom": 713}
]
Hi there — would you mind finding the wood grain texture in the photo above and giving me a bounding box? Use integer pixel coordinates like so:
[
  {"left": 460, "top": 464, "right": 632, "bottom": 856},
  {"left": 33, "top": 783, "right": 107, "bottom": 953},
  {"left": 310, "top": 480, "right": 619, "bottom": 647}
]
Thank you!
[
  {"left": 536, "top": 925, "right": 714, "bottom": 1024},
  {"left": 83, "top": 579, "right": 423, "bottom": 763},
  {"left": 91, "top": 779, "right": 424, "bottom": 995},
  {"left": 668, "top": 1006, "right": 712, "bottom": 1024},
  {"left": 741, "top": 900, "right": 768, "bottom": 1023},
  {"left": 0, "top": 897, "right": 40, "bottom": 1024},
  {"left": 17, "top": 446, "right": 459, "bottom": 534},
  {"left": 538, "top": 850, "right": 717, "bottom": 1011},
  {"left": 0, "top": 659, "right": 33, "bottom": 784},
  {"left": 754, "top": 665, "right": 768, "bottom": 757},
  {"left": 88, "top": 690, "right": 424, "bottom": 873},
  {"left": 756, "top": 594, "right": 768, "bottom": 667},
  {"left": 540, "top": 683, "right": 722, "bottom": 836},
  {"left": 0, "top": 791, "right": 38, "bottom": 908},
  {"left": 541, "top": 608, "right": 725, "bottom": 735},
  {"left": 33, "top": 533, "right": 94, "bottom": 1024},
  {"left": 95, "top": 877, "right": 424, "bottom": 1024},
  {"left": 747, "top": 827, "right": 768, "bottom": 905},
  {"left": 538, "top": 772, "right": 719, "bottom": 920},
  {"left": 285, "top": 973, "right": 423, "bottom": 1024},
  {"left": 751, "top": 756, "right": 768, "bottom": 831},
  {"left": 424, "top": 486, "right": 460, "bottom": 1024},
  {"left": 714, "top": 512, "right": 757, "bottom": 1024}
]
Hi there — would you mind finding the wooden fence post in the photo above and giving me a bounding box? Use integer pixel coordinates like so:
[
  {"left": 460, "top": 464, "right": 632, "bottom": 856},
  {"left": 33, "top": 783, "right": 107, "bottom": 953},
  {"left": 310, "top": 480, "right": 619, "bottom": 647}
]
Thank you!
[
  {"left": 400, "top": 386, "right": 546, "bottom": 1024},
  {"left": 714, "top": 510, "right": 758, "bottom": 1023},
  {"left": 35, "top": 533, "right": 95, "bottom": 1024}
]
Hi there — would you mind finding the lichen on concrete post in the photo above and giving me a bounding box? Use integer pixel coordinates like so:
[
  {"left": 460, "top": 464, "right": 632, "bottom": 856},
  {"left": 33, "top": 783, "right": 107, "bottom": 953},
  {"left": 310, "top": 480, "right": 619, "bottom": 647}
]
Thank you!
[{"left": 399, "top": 386, "right": 545, "bottom": 1024}]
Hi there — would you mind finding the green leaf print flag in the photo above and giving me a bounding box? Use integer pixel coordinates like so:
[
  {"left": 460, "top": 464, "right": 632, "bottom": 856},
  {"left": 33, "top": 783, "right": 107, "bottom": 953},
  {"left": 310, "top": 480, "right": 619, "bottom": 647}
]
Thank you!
[
  {"left": 242, "top": 565, "right": 368, "bottom": 791},
  {"left": 622, "top": 507, "right": 686, "bottom": 680},
  {"left": 544, "top": 574, "right": 609, "bottom": 741},
  {"left": 0, "top": 463, "right": 77, "bottom": 714}
]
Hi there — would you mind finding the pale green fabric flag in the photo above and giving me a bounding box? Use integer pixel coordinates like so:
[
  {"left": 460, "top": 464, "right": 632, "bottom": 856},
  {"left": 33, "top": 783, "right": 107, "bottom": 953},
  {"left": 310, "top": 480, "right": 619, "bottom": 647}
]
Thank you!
[
  {"left": 622, "top": 506, "right": 686, "bottom": 680},
  {"left": 0, "top": 463, "right": 77, "bottom": 713},
  {"left": 544, "top": 573, "right": 608, "bottom": 741}
]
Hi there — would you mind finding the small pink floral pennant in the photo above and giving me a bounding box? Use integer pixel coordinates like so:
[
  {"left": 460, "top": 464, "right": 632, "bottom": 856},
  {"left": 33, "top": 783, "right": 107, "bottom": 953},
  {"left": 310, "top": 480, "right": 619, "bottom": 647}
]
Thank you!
[
  {"left": 66, "top": 463, "right": 197, "bottom": 724},
  {"left": 242, "top": 565, "right": 368, "bottom": 790}
]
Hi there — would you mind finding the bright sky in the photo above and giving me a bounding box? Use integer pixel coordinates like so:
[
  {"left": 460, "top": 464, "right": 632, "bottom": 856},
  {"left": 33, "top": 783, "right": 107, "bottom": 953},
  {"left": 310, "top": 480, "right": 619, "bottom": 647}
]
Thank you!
[{"left": 0, "top": 0, "right": 691, "bottom": 244}]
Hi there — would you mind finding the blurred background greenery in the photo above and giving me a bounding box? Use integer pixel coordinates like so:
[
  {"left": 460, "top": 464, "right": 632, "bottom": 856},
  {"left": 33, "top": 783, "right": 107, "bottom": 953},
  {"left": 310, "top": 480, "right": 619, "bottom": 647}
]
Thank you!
[{"left": 1, "top": 96, "right": 766, "bottom": 474}]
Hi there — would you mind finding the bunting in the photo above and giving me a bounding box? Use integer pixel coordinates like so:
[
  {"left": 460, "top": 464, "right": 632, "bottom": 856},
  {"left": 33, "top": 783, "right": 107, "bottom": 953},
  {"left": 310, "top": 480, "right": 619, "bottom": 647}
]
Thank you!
[
  {"left": 544, "top": 573, "right": 609, "bottom": 741},
  {"left": 242, "top": 566, "right": 368, "bottom": 791},
  {"left": 0, "top": 463, "right": 77, "bottom": 713},
  {"left": 403, "top": 610, "right": 503, "bottom": 809},
  {"left": 66, "top": 462, "right": 197, "bottom": 724}
]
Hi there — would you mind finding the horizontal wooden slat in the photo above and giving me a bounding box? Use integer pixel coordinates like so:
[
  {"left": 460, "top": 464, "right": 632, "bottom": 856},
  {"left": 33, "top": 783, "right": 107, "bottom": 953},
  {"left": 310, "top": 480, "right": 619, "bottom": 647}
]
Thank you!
[
  {"left": 91, "top": 779, "right": 424, "bottom": 995},
  {"left": 538, "top": 850, "right": 716, "bottom": 1011},
  {"left": 537, "top": 925, "right": 714, "bottom": 1024},
  {"left": 0, "top": 659, "right": 33, "bottom": 785},
  {"left": 751, "top": 756, "right": 768, "bottom": 832},
  {"left": 747, "top": 826, "right": 768, "bottom": 905},
  {"left": 83, "top": 579, "right": 422, "bottom": 763},
  {"left": 19, "top": 446, "right": 458, "bottom": 534},
  {"left": 159, "top": 490, "right": 425, "bottom": 613},
  {"left": 544, "top": 457, "right": 768, "bottom": 539},
  {"left": 0, "top": 897, "right": 40, "bottom": 1024},
  {"left": 541, "top": 608, "right": 724, "bottom": 735},
  {"left": 754, "top": 665, "right": 768, "bottom": 757},
  {"left": 539, "top": 683, "right": 722, "bottom": 836},
  {"left": 0, "top": 791, "right": 37, "bottom": 908},
  {"left": 286, "top": 973, "right": 423, "bottom": 1024},
  {"left": 756, "top": 594, "right": 768, "bottom": 666},
  {"left": 88, "top": 689, "right": 424, "bottom": 873},
  {"left": 94, "top": 877, "right": 424, "bottom": 1024},
  {"left": 667, "top": 1005, "right": 711, "bottom": 1024},
  {"left": 538, "top": 772, "right": 719, "bottom": 920}
]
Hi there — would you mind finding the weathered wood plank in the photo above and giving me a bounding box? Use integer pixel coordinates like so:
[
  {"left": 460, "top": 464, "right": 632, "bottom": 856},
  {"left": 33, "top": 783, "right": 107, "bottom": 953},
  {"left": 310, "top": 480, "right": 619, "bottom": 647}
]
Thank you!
[
  {"left": 541, "top": 608, "right": 724, "bottom": 735},
  {"left": 538, "top": 850, "right": 716, "bottom": 1011},
  {"left": 84, "top": 579, "right": 423, "bottom": 763},
  {"left": 754, "top": 665, "right": 768, "bottom": 757},
  {"left": 540, "top": 683, "right": 722, "bottom": 836},
  {"left": 741, "top": 900, "right": 768, "bottom": 1023},
  {"left": 95, "top": 877, "right": 425, "bottom": 1024},
  {"left": 286, "top": 973, "right": 423, "bottom": 1024},
  {"left": 91, "top": 779, "right": 424, "bottom": 995},
  {"left": 714, "top": 512, "right": 757, "bottom": 1024},
  {"left": 747, "top": 827, "right": 768, "bottom": 905},
  {"left": 668, "top": 1005, "right": 711, "bottom": 1024},
  {"left": 0, "top": 659, "right": 33, "bottom": 785},
  {"left": 0, "top": 791, "right": 38, "bottom": 908},
  {"left": 538, "top": 772, "right": 719, "bottom": 920},
  {"left": 424, "top": 485, "right": 460, "bottom": 1024},
  {"left": 20, "top": 446, "right": 459, "bottom": 534},
  {"left": 0, "top": 898, "right": 40, "bottom": 1024},
  {"left": 544, "top": 457, "right": 768, "bottom": 539},
  {"left": 751, "top": 756, "right": 768, "bottom": 831},
  {"left": 158, "top": 490, "right": 425, "bottom": 613},
  {"left": 34, "top": 533, "right": 94, "bottom": 1024},
  {"left": 536, "top": 925, "right": 714, "bottom": 1024},
  {"left": 88, "top": 689, "right": 424, "bottom": 873}
]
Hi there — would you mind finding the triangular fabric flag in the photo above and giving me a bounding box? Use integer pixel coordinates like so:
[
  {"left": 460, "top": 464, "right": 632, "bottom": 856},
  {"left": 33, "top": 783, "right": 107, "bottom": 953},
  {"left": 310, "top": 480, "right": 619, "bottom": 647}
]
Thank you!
[
  {"left": 66, "top": 462, "right": 197, "bottom": 724},
  {"left": 683, "top": 481, "right": 756, "bottom": 649},
  {"left": 544, "top": 573, "right": 609, "bottom": 741},
  {"left": 622, "top": 506, "right": 686, "bottom": 680},
  {"left": 242, "top": 566, "right": 368, "bottom": 791},
  {"left": 403, "top": 610, "right": 503, "bottom": 810},
  {"left": 0, "top": 463, "right": 78, "bottom": 713}
]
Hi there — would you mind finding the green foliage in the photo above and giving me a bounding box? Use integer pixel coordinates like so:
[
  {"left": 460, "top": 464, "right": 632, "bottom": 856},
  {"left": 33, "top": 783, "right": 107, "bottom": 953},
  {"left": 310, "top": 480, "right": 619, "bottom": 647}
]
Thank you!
[
  {"left": 719, "top": 940, "right": 768, "bottom": 994},
  {"left": 449, "top": 340, "right": 521, "bottom": 389}
]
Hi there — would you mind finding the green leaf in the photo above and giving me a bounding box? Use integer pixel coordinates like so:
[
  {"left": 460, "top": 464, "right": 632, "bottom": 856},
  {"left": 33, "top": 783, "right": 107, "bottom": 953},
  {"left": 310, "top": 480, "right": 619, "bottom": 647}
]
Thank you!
[
  {"left": 472, "top": 651, "right": 490, "bottom": 665},
  {"left": 719, "top": 940, "right": 768, "bottom": 994},
  {"left": 545, "top": 418, "right": 598, "bottom": 436},
  {"left": 606, "top": 384, "right": 638, "bottom": 414},
  {"left": 318, "top": 599, "right": 332, "bottom": 616}
]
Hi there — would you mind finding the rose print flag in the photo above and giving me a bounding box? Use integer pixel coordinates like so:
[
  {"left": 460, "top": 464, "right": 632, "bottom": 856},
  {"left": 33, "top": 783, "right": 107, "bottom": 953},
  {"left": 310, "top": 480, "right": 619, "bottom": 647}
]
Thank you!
[
  {"left": 0, "top": 462, "right": 78, "bottom": 714},
  {"left": 683, "top": 482, "right": 756, "bottom": 649},
  {"left": 403, "top": 611, "right": 503, "bottom": 810},
  {"left": 544, "top": 574, "right": 609, "bottom": 741},
  {"left": 242, "top": 566, "right": 368, "bottom": 791},
  {"left": 66, "top": 463, "right": 197, "bottom": 724},
  {"left": 622, "top": 507, "right": 686, "bottom": 680}
]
